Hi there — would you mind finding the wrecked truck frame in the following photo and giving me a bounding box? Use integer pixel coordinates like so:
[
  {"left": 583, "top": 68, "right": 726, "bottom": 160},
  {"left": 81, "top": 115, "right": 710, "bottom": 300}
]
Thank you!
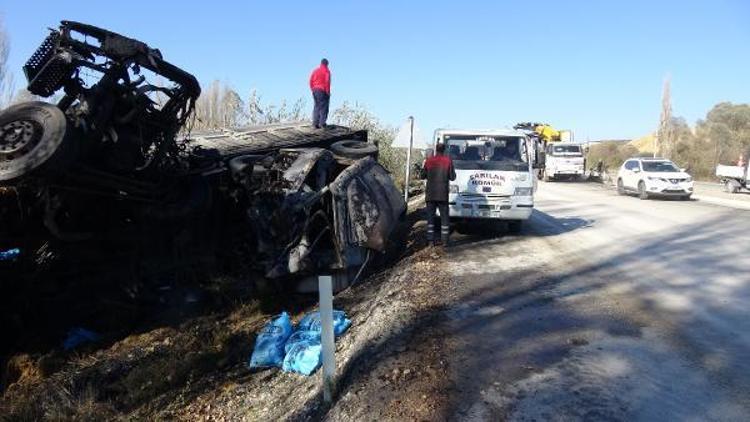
[
  {"left": 1, "top": 21, "right": 406, "bottom": 289},
  {"left": 1, "top": 20, "right": 202, "bottom": 257},
  {"left": 191, "top": 124, "right": 406, "bottom": 288}
]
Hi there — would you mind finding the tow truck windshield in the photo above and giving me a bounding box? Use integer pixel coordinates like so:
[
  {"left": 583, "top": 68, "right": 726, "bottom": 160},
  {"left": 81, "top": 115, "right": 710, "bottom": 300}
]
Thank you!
[
  {"left": 444, "top": 135, "right": 528, "bottom": 171},
  {"left": 549, "top": 145, "right": 583, "bottom": 156}
]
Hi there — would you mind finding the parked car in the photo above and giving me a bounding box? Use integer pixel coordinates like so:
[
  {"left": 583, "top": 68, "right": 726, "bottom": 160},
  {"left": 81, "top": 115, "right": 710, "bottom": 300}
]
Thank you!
[{"left": 616, "top": 157, "right": 693, "bottom": 200}]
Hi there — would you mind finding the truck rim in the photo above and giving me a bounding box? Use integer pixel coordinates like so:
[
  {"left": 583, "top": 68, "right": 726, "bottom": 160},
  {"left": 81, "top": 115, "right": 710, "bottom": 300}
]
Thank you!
[{"left": 0, "top": 119, "right": 44, "bottom": 161}]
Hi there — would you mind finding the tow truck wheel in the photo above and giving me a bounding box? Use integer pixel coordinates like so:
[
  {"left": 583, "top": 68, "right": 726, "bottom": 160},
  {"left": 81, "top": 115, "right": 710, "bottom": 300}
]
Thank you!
[
  {"left": 724, "top": 179, "right": 740, "bottom": 194},
  {"left": 617, "top": 179, "right": 625, "bottom": 195},
  {"left": 0, "top": 102, "right": 69, "bottom": 182},
  {"left": 638, "top": 181, "right": 649, "bottom": 200}
]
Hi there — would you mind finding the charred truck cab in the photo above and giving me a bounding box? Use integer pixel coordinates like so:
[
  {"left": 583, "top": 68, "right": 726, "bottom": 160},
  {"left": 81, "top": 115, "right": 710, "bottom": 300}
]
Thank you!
[{"left": 434, "top": 129, "right": 534, "bottom": 233}]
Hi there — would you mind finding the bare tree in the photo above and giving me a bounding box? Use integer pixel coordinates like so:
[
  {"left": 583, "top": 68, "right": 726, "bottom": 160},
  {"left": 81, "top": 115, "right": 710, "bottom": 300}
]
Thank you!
[
  {"left": 247, "top": 89, "right": 305, "bottom": 125},
  {"left": 0, "top": 16, "right": 15, "bottom": 108},
  {"left": 656, "top": 75, "right": 674, "bottom": 158},
  {"left": 194, "top": 80, "right": 245, "bottom": 130}
]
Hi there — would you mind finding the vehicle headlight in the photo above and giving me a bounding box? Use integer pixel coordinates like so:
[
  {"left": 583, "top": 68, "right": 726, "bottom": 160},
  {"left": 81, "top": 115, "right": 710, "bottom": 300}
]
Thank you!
[
  {"left": 514, "top": 187, "right": 533, "bottom": 196},
  {"left": 685, "top": 177, "right": 693, "bottom": 183},
  {"left": 647, "top": 176, "right": 666, "bottom": 182},
  {"left": 449, "top": 184, "right": 459, "bottom": 193}
]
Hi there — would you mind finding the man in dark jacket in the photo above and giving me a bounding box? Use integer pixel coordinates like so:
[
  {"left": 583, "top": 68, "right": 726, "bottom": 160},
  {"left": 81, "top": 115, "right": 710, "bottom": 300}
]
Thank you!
[
  {"left": 420, "top": 143, "right": 456, "bottom": 246},
  {"left": 309, "top": 58, "right": 331, "bottom": 128}
]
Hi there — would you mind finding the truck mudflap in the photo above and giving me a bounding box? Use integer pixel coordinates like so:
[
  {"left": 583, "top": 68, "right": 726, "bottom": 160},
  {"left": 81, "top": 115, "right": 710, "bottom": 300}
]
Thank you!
[{"left": 329, "top": 157, "right": 406, "bottom": 252}]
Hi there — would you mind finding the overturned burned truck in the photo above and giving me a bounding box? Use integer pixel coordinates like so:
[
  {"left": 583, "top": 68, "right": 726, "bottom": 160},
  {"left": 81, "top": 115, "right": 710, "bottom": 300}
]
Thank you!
[{"left": 0, "top": 21, "right": 405, "bottom": 288}]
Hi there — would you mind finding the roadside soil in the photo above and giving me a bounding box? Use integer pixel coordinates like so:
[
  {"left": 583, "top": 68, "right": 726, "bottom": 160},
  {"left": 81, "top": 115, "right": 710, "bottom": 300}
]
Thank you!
[{"left": 1, "top": 203, "right": 458, "bottom": 421}]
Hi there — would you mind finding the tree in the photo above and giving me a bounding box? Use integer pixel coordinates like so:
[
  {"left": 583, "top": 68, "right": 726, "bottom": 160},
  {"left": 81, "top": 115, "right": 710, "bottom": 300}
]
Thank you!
[
  {"left": 0, "top": 16, "right": 15, "bottom": 109},
  {"left": 246, "top": 89, "right": 305, "bottom": 125},
  {"left": 194, "top": 80, "right": 246, "bottom": 130},
  {"left": 697, "top": 102, "right": 750, "bottom": 168},
  {"left": 331, "top": 102, "right": 417, "bottom": 187},
  {"left": 656, "top": 76, "right": 674, "bottom": 158}
]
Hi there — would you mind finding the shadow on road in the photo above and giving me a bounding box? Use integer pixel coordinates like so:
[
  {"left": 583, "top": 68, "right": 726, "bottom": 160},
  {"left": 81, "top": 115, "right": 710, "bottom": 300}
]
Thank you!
[
  {"left": 434, "top": 212, "right": 750, "bottom": 419},
  {"left": 287, "top": 209, "right": 750, "bottom": 420}
]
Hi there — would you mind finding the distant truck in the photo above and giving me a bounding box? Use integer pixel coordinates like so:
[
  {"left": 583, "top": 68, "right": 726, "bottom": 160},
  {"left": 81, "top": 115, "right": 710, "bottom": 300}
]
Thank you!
[
  {"left": 433, "top": 128, "right": 535, "bottom": 233},
  {"left": 716, "top": 163, "right": 749, "bottom": 193},
  {"left": 542, "top": 143, "right": 586, "bottom": 181}
]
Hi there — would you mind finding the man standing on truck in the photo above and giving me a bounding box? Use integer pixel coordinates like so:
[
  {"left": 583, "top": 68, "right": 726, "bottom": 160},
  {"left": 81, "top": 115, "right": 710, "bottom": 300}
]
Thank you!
[
  {"left": 309, "top": 58, "right": 331, "bottom": 129},
  {"left": 421, "top": 143, "right": 456, "bottom": 247}
]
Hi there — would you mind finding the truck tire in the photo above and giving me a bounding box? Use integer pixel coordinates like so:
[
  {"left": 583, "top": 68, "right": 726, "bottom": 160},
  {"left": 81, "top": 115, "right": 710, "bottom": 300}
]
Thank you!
[
  {"left": 617, "top": 179, "right": 625, "bottom": 195},
  {"left": 0, "top": 102, "right": 70, "bottom": 182},
  {"left": 638, "top": 181, "right": 649, "bottom": 200},
  {"left": 228, "top": 154, "right": 263, "bottom": 181},
  {"left": 330, "top": 140, "right": 378, "bottom": 159},
  {"left": 724, "top": 179, "right": 740, "bottom": 194}
]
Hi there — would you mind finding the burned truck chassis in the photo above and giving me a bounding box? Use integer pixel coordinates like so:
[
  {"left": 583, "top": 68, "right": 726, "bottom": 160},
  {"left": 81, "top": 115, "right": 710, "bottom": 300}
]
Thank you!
[{"left": 0, "top": 21, "right": 406, "bottom": 288}]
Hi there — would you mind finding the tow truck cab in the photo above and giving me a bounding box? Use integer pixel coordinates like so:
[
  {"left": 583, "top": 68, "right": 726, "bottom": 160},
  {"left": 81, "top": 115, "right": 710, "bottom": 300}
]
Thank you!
[
  {"left": 434, "top": 129, "right": 534, "bottom": 231},
  {"left": 544, "top": 143, "right": 585, "bottom": 181}
]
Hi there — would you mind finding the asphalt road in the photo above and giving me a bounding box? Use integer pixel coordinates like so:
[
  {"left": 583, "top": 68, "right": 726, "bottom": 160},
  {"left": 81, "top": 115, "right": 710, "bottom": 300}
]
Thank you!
[{"left": 439, "top": 181, "right": 750, "bottom": 420}]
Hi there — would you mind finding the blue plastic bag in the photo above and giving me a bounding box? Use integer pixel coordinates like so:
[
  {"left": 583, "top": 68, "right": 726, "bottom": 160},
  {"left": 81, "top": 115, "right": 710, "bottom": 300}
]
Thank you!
[
  {"left": 297, "top": 310, "right": 351, "bottom": 337},
  {"left": 249, "top": 312, "right": 293, "bottom": 369},
  {"left": 63, "top": 327, "right": 99, "bottom": 350},
  {"left": 282, "top": 337, "right": 322, "bottom": 375},
  {"left": 0, "top": 248, "right": 20, "bottom": 262},
  {"left": 284, "top": 330, "right": 321, "bottom": 354}
]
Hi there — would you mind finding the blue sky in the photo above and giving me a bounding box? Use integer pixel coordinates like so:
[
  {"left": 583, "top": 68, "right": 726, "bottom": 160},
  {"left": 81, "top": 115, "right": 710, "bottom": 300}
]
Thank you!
[{"left": 2, "top": 1, "right": 748, "bottom": 140}]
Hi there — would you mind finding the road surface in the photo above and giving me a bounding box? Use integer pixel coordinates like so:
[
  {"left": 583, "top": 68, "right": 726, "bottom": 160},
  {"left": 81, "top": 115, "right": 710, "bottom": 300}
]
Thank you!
[{"left": 440, "top": 181, "right": 750, "bottom": 420}]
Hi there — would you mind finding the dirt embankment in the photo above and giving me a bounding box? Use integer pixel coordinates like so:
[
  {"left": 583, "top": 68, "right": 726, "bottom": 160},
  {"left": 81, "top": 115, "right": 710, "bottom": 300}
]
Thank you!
[{"left": 1, "top": 205, "right": 456, "bottom": 421}]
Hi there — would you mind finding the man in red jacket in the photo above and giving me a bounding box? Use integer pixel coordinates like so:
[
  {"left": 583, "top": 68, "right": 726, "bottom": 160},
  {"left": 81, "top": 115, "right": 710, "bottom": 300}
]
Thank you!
[
  {"left": 420, "top": 143, "right": 456, "bottom": 246},
  {"left": 309, "top": 58, "right": 331, "bottom": 128}
]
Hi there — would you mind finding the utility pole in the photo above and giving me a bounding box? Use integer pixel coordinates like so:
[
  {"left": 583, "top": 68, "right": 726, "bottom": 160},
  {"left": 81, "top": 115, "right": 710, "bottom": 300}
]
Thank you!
[{"left": 403, "top": 116, "right": 414, "bottom": 202}]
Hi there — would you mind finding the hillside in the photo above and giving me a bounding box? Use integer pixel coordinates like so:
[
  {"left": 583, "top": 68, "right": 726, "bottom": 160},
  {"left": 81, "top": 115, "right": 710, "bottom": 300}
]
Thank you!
[{"left": 628, "top": 133, "right": 655, "bottom": 154}]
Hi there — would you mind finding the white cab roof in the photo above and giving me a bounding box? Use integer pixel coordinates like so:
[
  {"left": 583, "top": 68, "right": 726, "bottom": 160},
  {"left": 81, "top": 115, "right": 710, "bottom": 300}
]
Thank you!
[{"left": 435, "top": 128, "right": 526, "bottom": 137}]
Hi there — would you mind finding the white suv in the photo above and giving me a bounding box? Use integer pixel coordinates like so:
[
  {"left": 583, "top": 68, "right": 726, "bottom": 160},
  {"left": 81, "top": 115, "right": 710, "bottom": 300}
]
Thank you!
[{"left": 617, "top": 158, "right": 693, "bottom": 200}]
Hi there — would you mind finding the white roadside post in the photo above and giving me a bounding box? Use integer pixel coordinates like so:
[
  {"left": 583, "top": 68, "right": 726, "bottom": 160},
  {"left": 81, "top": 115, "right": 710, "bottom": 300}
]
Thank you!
[
  {"left": 404, "top": 116, "right": 415, "bottom": 202},
  {"left": 318, "top": 275, "right": 336, "bottom": 403}
]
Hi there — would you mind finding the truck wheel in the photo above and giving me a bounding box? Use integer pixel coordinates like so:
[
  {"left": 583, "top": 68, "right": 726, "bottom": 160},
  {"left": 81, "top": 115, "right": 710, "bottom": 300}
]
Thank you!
[
  {"left": 330, "top": 140, "right": 378, "bottom": 160},
  {"left": 507, "top": 220, "right": 522, "bottom": 234},
  {"left": 0, "top": 102, "right": 70, "bottom": 182},
  {"left": 617, "top": 179, "right": 625, "bottom": 195},
  {"left": 724, "top": 179, "right": 740, "bottom": 194},
  {"left": 638, "top": 181, "right": 649, "bottom": 200}
]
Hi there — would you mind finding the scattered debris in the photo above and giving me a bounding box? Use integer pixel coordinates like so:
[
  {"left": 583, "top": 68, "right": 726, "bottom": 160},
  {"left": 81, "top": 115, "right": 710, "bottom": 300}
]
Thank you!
[
  {"left": 249, "top": 309, "right": 352, "bottom": 376},
  {"left": 248, "top": 312, "right": 293, "bottom": 369},
  {"left": 62, "top": 327, "right": 99, "bottom": 351},
  {"left": 297, "top": 310, "right": 352, "bottom": 337},
  {"left": 0, "top": 248, "right": 20, "bottom": 261},
  {"left": 282, "top": 336, "right": 323, "bottom": 376}
]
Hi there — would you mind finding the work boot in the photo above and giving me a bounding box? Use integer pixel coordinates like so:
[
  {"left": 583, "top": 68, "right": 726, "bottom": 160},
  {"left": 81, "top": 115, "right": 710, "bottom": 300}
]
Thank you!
[
  {"left": 426, "top": 223, "right": 435, "bottom": 245},
  {"left": 441, "top": 228, "right": 451, "bottom": 248}
]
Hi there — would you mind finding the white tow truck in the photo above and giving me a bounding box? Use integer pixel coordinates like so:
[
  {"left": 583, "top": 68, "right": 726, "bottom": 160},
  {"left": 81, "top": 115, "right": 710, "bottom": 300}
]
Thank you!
[
  {"left": 716, "top": 163, "right": 749, "bottom": 193},
  {"left": 434, "top": 128, "right": 535, "bottom": 233},
  {"left": 542, "top": 143, "right": 586, "bottom": 181}
]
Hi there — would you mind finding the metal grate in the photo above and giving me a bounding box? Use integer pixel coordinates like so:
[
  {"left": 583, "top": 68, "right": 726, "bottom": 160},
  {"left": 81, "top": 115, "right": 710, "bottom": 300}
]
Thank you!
[{"left": 23, "top": 31, "right": 71, "bottom": 97}]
